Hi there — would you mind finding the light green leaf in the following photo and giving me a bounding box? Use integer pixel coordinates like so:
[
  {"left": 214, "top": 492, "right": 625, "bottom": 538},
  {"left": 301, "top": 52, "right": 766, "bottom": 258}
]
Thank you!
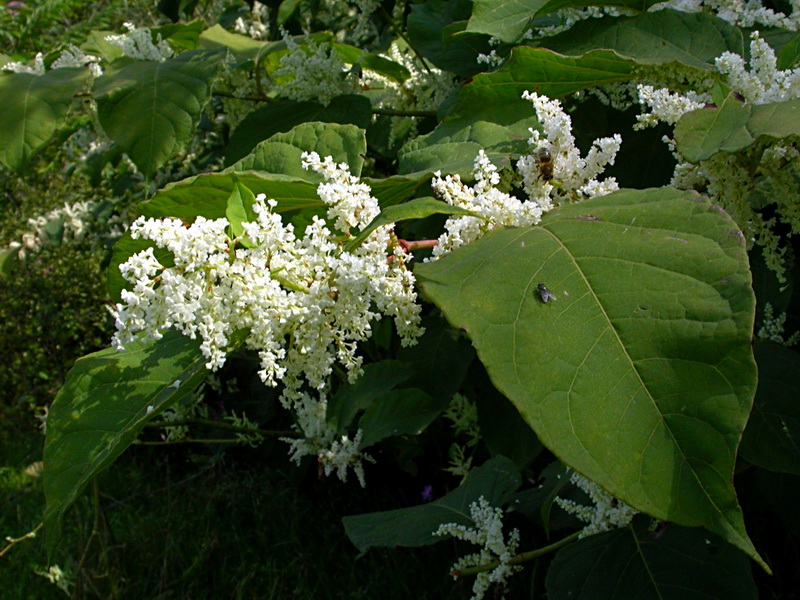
[
  {"left": 0, "top": 68, "right": 90, "bottom": 170},
  {"left": 343, "top": 455, "right": 521, "bottom": 552},
  {"left": 777, "top": 34, "right": 800, "bottom": 70},
  {"left": 43, "top": 331, "right": 206, "bottom": 551},
  {"left": 414, "top": 187, "right": 764, "bottom": 567},
  {"left": 537, "top": 10, "right": 744, "bottom": 69},
  {"left": 94, "top": 49, "right": 223, "bottom": 177},
  {"left": 332, "top": 43, "right": 411, "bottom": 83},
  {"left": 226, "top": 180, "right": 257, "bottom": 243},
  {"left": 740, "top": 342, "right": 800, "bottom": 475},
  {"left": 228, "top": 122, "right": 367, "bottom": 181},
  {"left": 198, "top": 24, "right": 267, "bottom": 61},
  {"left": 546, "top": 520, "right": 757, "bottom": 600},
  {"left": 345, "top": 197, "right": 476, "bottom": 251},
  {"left": 224, "top": 95, "right": 372, "bottom": 166}
]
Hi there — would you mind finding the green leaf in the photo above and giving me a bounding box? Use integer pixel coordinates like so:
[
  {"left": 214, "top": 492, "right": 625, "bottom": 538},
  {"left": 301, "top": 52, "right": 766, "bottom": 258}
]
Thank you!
[
  {"left": 358, "top": 388, "right": 448, "bottom": 448},
  {"left": 0, "top": 68, "right": 90, "bottom": 170},
  {"left": 345, "top": 197, "right": 476, "bottom": 251},
  {"left": 107, "top": 234, "right": 175, "bottom": 303},
  {"left": 511, "top": 461, "right": 574, "bottom": 534},
  {"left": 277, "top": 0, "right": 302, "bottom": 24},
  {"left": 740, "top": 342, "right": 800, "bottom": 475},
  {"left": 328, "top": 360, "right": 415, "bottom": 432},
  {"left": 414, "top": 187, "right": 764, "bottom": 567},
  {"left": 674, "top": 94, "right": 753, "bottom": 162},
  {"left": 43, "top": 331, "right": 206, "bottom": 551},
  {"left": 675, "top": 96, "right": 800, "bottom": 163},
  {"left": 0, "top": 246, "right": 18, "bottom": 277},
  {"left": 546, "top": 520, "right": 757, "bottom": 600},
  {"left": 138, "top": 171, "right": 322, "bottom": 220},
  {"left": 198, "top": 23, "right": 267, "bottom": 61},
  {"left": 447, "top": 47, "right": 636, "bottom": 121},
  {"left": 226, "top": 180, "right": 257, "bottom": 243},
  {"left": 94, "top": 49, "right": 223, "bottom": 177},
  {"left": 153, "top": 19, "right": 205, "bottom": 50},
  {"left": 777, "top": 34, "right": 800, "bottom": 70},
  {"left": 407, "top": 0, "right": 493, "bottom": 76},
  {"left": 364, "top": 173, "right": 432, "bottom": 208},
  {"left": 342, "top": 455, "right": 521, "bottom": 552},
  {"left": 466, "top": 0, "right": 662, "bottom": 43},
  {"left": 228, "top": 121, "right": 367, "bottom": 181},
  {"left": 396, "top": 315, "right": 476, "bottom": 401},
  {"left": 537, "top": 10, "right": 744, "bottom": 70},
  {"left": 224, "top": 95, "right": 372, "bottom": 166},
  {"left": 81, "top": 31, "right": 125, "bottom": 63},
  {"left": 477, "top": 384, "right": 543, "bottom": 468},
  {"left": 332, "top": 43, "right": 411, "bottom": 83}
]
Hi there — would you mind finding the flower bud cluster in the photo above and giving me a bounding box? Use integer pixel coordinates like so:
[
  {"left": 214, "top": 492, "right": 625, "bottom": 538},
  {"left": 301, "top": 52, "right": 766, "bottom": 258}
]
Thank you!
[
  {"left": 555, "top": 471, "right": 639, "bottom": 538},
  {"left": 435, "top": 496, "right": 522, "bottom": 600}
]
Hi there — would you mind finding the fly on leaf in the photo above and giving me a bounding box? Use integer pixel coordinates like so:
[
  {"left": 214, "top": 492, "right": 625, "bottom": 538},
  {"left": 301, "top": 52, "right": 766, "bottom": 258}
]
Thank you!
[{"left": 537, "top": 283, "right": 556, "bottom": 303}]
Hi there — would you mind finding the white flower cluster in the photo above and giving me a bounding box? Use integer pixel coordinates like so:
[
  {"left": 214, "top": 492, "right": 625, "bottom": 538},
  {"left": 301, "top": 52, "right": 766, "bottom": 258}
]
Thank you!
[
  {"left": 757, "top": 303, "right": 800, "bottom": 346},
  {"left": 716, "top": 32, "right": 800, "bottom": 104},
  {"left": 272, "top": 32, "right": 354, "bottom": 107},
  {"left": 554, "top": 471, "right": 638, "bottom": 538},
  {"left": 365, "top": 42, "right": 458, "bottom": 114},
  {"left": 635, "top": 84, "right": 709, "bottom": 128},
  {"left": 51, "top": 44, "right": 103, "bottom": 77},
  {"left": 282, "top": 392, "right": 374, "bottom": 486},
  {"left": 112, "top": 154, "right": 423, "bottom": 482},
  {"left": 233, "top": 1, "right": 270, "bottom": 41},
  {"left": 430, "top": 92, "right": 621, "bottom": 258},
  {"left": 7, "top": 199, "right": 100, "bottom": 260},
  {"left": 435, "top": 496, "right": 522, "bottom": 600},
  {"left": 106, "top": 23, "right": 174, "bottom": 62},
  {"left": 651, "top": 0, "right": 800, "bottom": 30},
  {"left": 2, "top": 52, "right": 45, "bottom": 75}
]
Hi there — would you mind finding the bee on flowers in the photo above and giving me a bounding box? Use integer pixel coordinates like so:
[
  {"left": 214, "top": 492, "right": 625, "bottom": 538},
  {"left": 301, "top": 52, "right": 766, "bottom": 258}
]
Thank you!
[{"left": 536, "top": 147, "right": 554, "bottom": 182}]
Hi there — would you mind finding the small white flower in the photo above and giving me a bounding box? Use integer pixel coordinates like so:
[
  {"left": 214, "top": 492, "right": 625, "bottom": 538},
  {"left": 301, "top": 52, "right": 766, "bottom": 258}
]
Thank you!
[{"left": 554, "top": 471, "right": 638, "bottom": 538}]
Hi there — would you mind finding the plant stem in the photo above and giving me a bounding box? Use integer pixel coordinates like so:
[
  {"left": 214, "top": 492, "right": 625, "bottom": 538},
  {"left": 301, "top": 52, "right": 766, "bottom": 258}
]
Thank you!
[
  {"left": 212, "top": 90, "right": 272, "bottom": 102},
  {"left": 378, "top": 6, "right": 432, "bottom": 75},
  {"left": 144, "top": 417, "right": 296, "bottom": 438},
  {"left": 452, "top": 531, "right": 581, "bottom": 577},
  {"left": 399, "top": 239, "right": 438, "bottom": 252},
  {"left": 0, "top": 522, "right": 42, "bottom": 558},
  {"left": 372, "top": 108, "right": 436, "bottom": 118}
]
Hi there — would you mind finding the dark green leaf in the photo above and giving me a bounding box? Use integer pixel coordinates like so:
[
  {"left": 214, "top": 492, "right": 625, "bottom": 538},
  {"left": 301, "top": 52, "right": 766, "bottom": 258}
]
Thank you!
[
  {"left": 364, "top": 173, "right": 432, "bottom": 208},
  {"left": 407, "top": 0, "right": 493, "bottom": 76},
  {"left": 328, "top": 360, "right": 414, "bottom": 432},
  {"left": 43, "top": 331, "right": 206, "bottom": 552},
  {"left": 226, "top": 180, "right": 257, "bottom": 243},
  {"left": 94, "top": 50, "right": 223, "bottom": 176},
  {"left": 343, "top": 455, "right": 521, "bottom": 552},
  {"left": 414, "top": 187, "right": 763, "bottom": 567},
  {"left": 546, "top": 520, "right": 757, "bottom": 600},
  {"left": 537, "top": 10, "right": 744, "bottom": 69},
  {"left": 477, "top": 386, "right": 543, "bottom": 468},
  {"left": 740, "top": 342, "right": 800, "bottom": 475},
  {"left": 358, "top": 388, "right": 448, "bottom": 448},
  {"left": 0, "top": 68, "right": 90, "bottom": 170},
  {"left": 777, "top": 34, "right": 800, "bottom": 70}
]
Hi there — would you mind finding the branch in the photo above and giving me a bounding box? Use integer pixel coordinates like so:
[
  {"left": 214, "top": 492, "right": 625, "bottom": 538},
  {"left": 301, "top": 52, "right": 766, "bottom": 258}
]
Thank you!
[
  {"left": 372, "top": 108, "right": 436, "bottom": 118},
  {"left": 144, "top": 416, "right": 296, "bottom": 438},
  {"left": 0, "top": 523, "right": 43, "bottom": 558},
  {"left": 452, "top": 531, "right": 581, "bottom": 577}
]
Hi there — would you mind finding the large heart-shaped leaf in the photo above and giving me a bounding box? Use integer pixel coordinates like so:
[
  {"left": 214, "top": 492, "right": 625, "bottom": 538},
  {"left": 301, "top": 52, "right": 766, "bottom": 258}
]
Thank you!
[
  {"left": 93, "top": 49, "right": 223, "bottom": 176},
  {"left": 43, "top": 331, "right": 206, "bottom": 551},
  {"left": 546, "top": 520, "right": 757, "bottom": 599},
  {"left": 0, "top": 67, "right": 90, "bottom": 170},
  {"left": 414, "top": 187, "right": 763, "bottom": 567}
]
